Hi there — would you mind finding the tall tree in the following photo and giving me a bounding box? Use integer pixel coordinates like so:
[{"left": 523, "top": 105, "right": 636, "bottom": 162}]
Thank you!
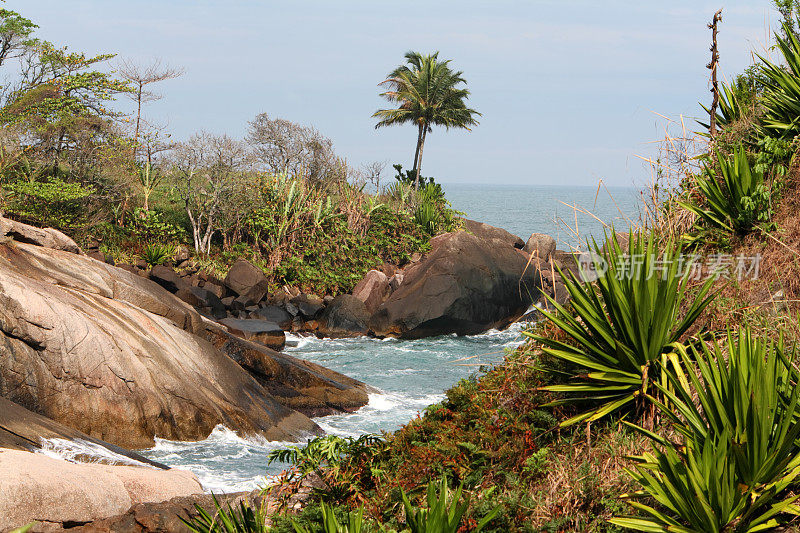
[
  {"left": 117, "top": 58, "right": 183, "bottom": 154},
  {"left": 373, "top": 51, "right": 480, "bottom": 189},
  {"left": 0, "top": 8, "right": 37, "bottom": 67},
  {"left": 0, "top": 41, "right": 131, "bottom": 175},
  {"left": 173, "top": 132, "right": 249, "bottom": 254}
]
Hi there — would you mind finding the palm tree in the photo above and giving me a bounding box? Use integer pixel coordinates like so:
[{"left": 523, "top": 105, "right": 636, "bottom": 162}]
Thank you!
[{"left": 373, "top": 51, "right": 480, "bottom": 189}]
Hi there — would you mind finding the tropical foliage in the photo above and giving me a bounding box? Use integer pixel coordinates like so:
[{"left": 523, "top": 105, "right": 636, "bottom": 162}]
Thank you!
[
  {"left": 678, "top": 146, "right": 772, "bottom": 242},
  {"left": 401, "top": 477, "right": 499, "bottom": 533},
  {"left": 180, "top": 495, "right": 269, "bottom": 533},
  {"left": 374, "top": 51, "right": 480, "bottom": 188},
  {"left": 526, "top": 231, "right": 717, "bottom": 426},
  {"left": 759, "top": 22, "right": 800, "bottom": 140},
  {"left": 611, "top": 329, "right": 800, "bottom": 532}
]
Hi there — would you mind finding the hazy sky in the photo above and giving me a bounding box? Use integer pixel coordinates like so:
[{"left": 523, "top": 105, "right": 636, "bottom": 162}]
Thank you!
[{"left": 9, "top": 1, "right": 780, "bottom": 186}]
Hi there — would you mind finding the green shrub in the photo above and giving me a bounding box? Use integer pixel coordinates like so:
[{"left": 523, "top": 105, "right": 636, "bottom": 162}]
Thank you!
[
  {"left": 400, "top": 476, "right": 499, "bottom": 533},
  {"left": 290, "top": 502, "right": 364, "bottom": 533},
  {"left": 128, "top": 208, "right": 186, "bottom": 242},
  {"left": 759, "top": 21, "right": 800, "bottom": 140},
  {"left": 4, "top": 177, "right": 95, "bottom": 229},
  {"left": 678, "top": 147, "right": 772, "bottom": 242},
  {"left": 180, "top": 495, "right": 269, "bottom": 533},
  {"left": 526, "top": 231, "right": 717, "bottom": 426},
  {"left": 611, "top": 328, "right": 800, "bottom": 532},
  {"left": 140, "top": 242, "right": 175, "bottom": 267}
]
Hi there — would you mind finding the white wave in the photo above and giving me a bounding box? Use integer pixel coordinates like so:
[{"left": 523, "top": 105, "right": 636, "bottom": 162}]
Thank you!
[{"left": 37, "top": 438, "right": 155, "bottom": 468}]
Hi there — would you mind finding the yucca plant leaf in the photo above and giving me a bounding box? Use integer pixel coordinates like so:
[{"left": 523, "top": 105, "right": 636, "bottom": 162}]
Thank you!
[{"left": 527, "top": 230, "right": 716, "bottom": 426}]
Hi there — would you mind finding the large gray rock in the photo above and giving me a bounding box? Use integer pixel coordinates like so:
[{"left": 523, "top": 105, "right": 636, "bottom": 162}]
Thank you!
[
  {"left": 0, "top": 241, "right": 320, "bottom": 448},
  {"left": 0, "top": 397, "right": 165, "bottom": 469},
  {"left": 205, "top": 323, "right": 370, "bottom": 417},
  {"left": 523, "top": 233, "right": 556, "bottom": 260},
  {"left": 218, "top": 317, "right": 286, "bottom": 350},
  {"left": 252, "top": 305, "right": 293, "bottom": 329},
  {"left": 318, "top": 295, "right": 370, "bottom": 338},
  {"left": 369, "top": 231, "right": 540, "bottom": 338},
  {"left": 224, "top": 259, "right": 268, "bottom": 303},
  {"left": 0, "top": 216, "right": 82, "bottom": 254},
  {"left": 0, "top": 449, "right": 202, "bottom": 531},
  {"left": 351, "top": 270, "right": 391, "bottom": 313},
  {"left": 461, "top": 218, "right": 524, "bottom": 249}
]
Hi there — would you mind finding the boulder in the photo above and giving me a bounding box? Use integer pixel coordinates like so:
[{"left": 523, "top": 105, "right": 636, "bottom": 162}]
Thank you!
[
  {"left": 318, "top": 295, "right": 370, "bottom": 338},
  {"left": 218, "top": 318, "right": 286, "bottom": 350},
  {"left": 252, "top": 305, "right": 293, "bottom": 329},
  {"left": 0, "top": 449, "right": 202, "bottom": 531},
  {"left": 176, "top": 287, "right": 226, "bottom": 319},
  {"left": 369, "top": 231, "right": 540, "bottom": 338},
  {"left": 389, "top": 272, "right": 404, "bottom": 291},
  {"left": 204, "top": 324, "right": 370, "bottom": 417},
  {"left": 0, "top": 216, "right": 82, "bottom": 255},
  {"left": 523, "top": 233, "right": 556, "bottom": 260},
  {"left": 461, "top": 218, "right": 525, "bottom": 249},
  {"left": 0, "top": 241, "right": 320, "bottom": 448},
  {"left": 224, "top": 259, "right": 268, "bottom": 303},
  {"left": 174, "top": 246, "right": 190, "bottom": 265},
  {"left": 150, "top": 265, "right": 188, "bottom": 294},
  {"left": 0, "top": 397, "right": 165, "bottom": 469},
  {"left": 351, "top": 270, "right": 391, "bottom": 313},
  {"left": 291, "top": 293, "right": 325, "bottom": 319}
]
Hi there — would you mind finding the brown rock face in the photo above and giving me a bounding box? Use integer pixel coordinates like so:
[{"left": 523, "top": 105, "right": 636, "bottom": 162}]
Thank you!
[
  {"left": 0, "top": 216, "right": 82, "bottom": 254},
  {"left": 224, "top": 259, "right": 269, "bottom": 303},
  {"left": 369, "top": 231, "right": 540, "bottom": 338},
  {"left": 523, "top": 233, "right": 556, "bottom": 260},
  {"left": 0, "top": 449, "right": 202, "bottom": 531},
  {"left": 204, "top": 324, "right": 370, "bottom": 417},
  {"left": 461, "top": 218, "right": 525, "bottom": 249},
  {"left": 218, "top": 317, "right": 286, "bottom": 350},
  {"left": 318, "top": 295, "right": 371, "bottom": 338},
  {"left": 0, "top": 241, "right": 321, "bottom": 448},
  {"left": 0, "top": 397, "right": 166, "bottom": 469},
  {"left": 351, "top": 270, "right": 391, "bottom": 313}
]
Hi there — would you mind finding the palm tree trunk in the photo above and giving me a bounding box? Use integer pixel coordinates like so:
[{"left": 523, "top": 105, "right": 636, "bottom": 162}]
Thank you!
[
  {"left": 415, "top": 127, "right": 427, "bottom": 190},
  {"left": 412, "top": 122, "right": 423, "bottom": 179}
]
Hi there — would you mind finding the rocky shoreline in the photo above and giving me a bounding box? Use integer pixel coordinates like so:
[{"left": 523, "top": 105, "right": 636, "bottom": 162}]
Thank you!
[{"left": 0, "top": 216, "right": 577, "bottom": 531}]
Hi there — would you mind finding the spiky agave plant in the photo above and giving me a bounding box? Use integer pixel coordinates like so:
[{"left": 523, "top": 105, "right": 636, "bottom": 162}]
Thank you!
[
  {"left": 525, "top": 231, "right": 717, "bottom": 426},
  {"left": 291, "top": 502, "right": 365, "bottom": 533},
  {"left": 611, "top": 329, "right": 800, "bottom": 532},
  {"left": 678, "top": 146, "right": 771, "bottom": 240},
  {"left": 401, "top": 476, "right": 499, "bottom": 533},
  {"left": 180, "top": 494, "right": 269, "bottom": 533},
  {"left": 759, "top": 21, "right": 800, "bottom": 140}
]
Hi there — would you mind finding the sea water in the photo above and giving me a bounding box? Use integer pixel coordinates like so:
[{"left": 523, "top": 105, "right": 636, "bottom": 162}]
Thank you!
[{"left": 47, "top": 184, "right": 643, "bottom": 493}]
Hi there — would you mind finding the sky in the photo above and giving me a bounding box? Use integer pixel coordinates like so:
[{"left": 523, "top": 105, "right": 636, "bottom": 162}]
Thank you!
[{"left": 7, "top": 1, "right": 782, "bottom": 186}]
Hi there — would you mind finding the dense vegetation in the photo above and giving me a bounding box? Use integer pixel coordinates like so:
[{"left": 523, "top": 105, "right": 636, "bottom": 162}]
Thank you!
[
  {"left": 241, "top": 4, "right": 800, "bottom": 532},
  {"left": 0, "top": 7, "right": 470, "bottom": 296}
]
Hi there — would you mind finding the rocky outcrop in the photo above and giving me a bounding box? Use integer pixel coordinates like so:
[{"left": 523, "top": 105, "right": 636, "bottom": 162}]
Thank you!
[
  {"left": 205, "top": 323, "right": 371, "bottom": 417},
  {"left": 0, "top": 449, "right": 202, "bottom": 531},
  {"left": 351, "top": 270, "right": 391, "bottom": 313},
  {"left": 0, "top": 216, "right": 82, "bottom": 255},
  {"left": 218, "top": 317, "right": 286, "bottom": 350},
  {"left": 461, "top": 218, "right": 525, "bottom": 249},
  {"left": 224, "top": 258, "right": 269, "bottom": 303},
  {"left": 0, "top": 397, "right": 166, "bottom": 469},
  {"left": 318, "top": 295, "right": 371, "bottom": 338},
  {"left": 369, "top": 231, "right": 540, "bottom": 338},
  {"left": 0, "top": 241, "right": 337, "bottom": 448},
  {"left": 523, "top": 233, "right": 556, "bottom": 260}
]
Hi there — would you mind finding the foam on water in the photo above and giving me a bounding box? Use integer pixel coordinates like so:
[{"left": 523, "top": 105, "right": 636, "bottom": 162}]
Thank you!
[
  {"left": 138, "top": 323, "right": 528, "bottom": 492},
  {"left": 37, "top": 438, "right": 157, "bottom": 468}
]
